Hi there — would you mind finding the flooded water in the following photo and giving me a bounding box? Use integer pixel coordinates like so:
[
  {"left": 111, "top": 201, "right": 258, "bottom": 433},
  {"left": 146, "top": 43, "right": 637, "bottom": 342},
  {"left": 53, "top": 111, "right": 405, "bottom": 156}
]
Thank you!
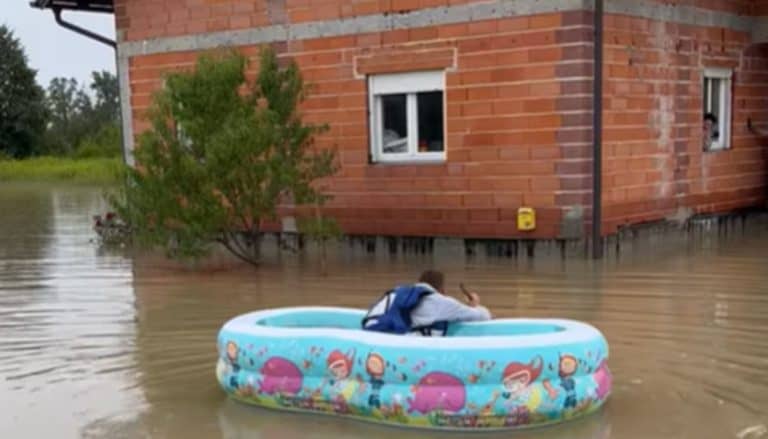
[{"left": 0, "top": 183, "right": 767, "bottom": 439}]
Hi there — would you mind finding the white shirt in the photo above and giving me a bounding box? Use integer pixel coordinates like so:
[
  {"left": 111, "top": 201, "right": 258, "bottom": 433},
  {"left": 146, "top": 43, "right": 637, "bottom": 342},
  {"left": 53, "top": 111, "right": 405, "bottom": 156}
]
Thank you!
[
  {"left": 411, "top": 290, "right": 492, "bottom": 328},
  {"left": 363, "top": 283, "right": 492, "bottom": 335}
]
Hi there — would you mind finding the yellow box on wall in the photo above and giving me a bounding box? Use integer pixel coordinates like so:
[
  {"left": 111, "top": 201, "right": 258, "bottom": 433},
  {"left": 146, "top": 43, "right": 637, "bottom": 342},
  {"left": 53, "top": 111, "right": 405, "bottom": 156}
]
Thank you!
[{"left": 517, "top": 207, "right": 536, "bottom": 231}]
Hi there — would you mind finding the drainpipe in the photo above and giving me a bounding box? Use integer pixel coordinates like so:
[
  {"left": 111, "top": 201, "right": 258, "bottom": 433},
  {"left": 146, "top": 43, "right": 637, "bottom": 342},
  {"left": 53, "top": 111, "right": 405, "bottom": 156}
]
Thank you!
[
  {"left": 45, "top": 5, "right": 129, "bottom": 166},
  {"left": 51, "top": 6, "right": 116, "bottom": 49},
  {"left": 592, "top": 0, "right": 604, "bottom": 259}
]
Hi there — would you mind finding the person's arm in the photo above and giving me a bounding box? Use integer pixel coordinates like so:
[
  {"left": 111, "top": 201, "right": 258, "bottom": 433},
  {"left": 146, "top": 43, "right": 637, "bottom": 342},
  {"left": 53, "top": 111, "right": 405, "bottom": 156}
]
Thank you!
[{"left": 414, "top": 293, "right": 492, "bottom": 324}]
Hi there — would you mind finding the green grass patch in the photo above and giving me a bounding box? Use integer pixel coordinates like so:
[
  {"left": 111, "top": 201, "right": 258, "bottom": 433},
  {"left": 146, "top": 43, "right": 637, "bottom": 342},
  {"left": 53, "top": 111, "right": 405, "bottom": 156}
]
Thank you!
[{"left": 0, "top": 156, "right": 124, "bottom": 184}]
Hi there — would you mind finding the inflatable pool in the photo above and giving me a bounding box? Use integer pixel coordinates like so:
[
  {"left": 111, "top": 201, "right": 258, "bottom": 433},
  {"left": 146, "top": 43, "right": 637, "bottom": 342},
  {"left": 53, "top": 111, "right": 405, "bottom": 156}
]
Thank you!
[{"left": 216, "top": 307, "right": 611, "bottom": 430}]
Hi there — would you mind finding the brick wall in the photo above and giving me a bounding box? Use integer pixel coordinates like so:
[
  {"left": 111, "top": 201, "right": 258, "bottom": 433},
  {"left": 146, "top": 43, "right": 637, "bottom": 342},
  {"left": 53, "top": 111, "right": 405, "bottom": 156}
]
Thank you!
[
  {"left": 602, "top": 14, "right": 768, "bottom": 234},
  {"left": 644, "top": 0, "right": 756, "bottom": 14},
  {"left": 113, "top": 0, "right": 767, "bottom": 43},
  {"left": 114, "top": 0, "right": 496, "bottom": 41},
  {"left": 119, "top": 0, "right": 768, "bottom": 240},
  {"left": 127, "top": 10, "right": 600, "bottom": 239}
]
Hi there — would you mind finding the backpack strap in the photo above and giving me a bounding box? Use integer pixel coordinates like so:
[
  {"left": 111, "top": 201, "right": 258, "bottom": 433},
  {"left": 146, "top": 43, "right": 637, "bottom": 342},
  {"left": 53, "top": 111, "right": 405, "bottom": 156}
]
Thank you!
[
  {"left": 411, "top": 320, "right": 450, "bottom": 337},
  {"left": 362, "top": 285, "right": 439, "bottom": 334},
  {"left": 361, "top": 289, "right": 395, "bottom": 329}
]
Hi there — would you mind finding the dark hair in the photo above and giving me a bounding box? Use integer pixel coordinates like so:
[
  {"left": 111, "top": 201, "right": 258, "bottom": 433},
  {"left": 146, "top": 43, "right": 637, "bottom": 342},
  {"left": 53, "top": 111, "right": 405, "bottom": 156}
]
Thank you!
[
  {"left": 418, "top": 270, "right": 445, "bottom": 292},
  {"left": 704, "top": 113, "right": 717, "bottom": 123}
]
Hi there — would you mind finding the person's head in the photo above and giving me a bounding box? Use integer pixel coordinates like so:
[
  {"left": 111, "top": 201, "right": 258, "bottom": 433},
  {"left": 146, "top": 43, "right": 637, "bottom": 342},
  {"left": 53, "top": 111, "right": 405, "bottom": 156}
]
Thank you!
[
  {"left": 418, "top": 270, "right": 445, "bottom": 293},
  {"left": 704, "top": 113, "right": 717, "bottom": 133}
]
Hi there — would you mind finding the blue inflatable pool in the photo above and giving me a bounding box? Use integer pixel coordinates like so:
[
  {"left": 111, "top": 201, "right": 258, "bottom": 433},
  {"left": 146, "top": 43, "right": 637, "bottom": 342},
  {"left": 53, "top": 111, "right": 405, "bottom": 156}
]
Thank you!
[{"left": 216, "top": 307, "right": 611, "bottom": 430}]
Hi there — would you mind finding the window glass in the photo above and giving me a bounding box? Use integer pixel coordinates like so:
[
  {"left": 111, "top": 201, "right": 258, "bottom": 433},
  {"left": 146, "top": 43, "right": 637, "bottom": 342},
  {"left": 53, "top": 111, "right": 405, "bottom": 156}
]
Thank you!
[
  {"left": 417, "top": 91, "right": 444, "bottom": 153},
  {"left": 380, "top": 94, "right": 408, "bottom": 154}
]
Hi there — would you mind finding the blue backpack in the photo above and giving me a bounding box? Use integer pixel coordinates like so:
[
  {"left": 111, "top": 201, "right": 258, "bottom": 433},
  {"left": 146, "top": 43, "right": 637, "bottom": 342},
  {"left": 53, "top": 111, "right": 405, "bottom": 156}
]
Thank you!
[{"left": 361, "top": 284, "right": 449, "bottom": 336}]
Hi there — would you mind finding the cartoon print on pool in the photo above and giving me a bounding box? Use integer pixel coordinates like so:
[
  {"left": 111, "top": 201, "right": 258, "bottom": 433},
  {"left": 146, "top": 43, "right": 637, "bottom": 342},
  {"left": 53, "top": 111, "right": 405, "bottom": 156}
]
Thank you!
[
  {"left": 557, "top": 354, "right": 579, "bottom": 409},
  {"left": 225, "top": 341, "right": 240, "bottom": 390},
  {"left": 498, "top": 356, "right": 558, "bottom": 425},
  {"left": 325, "top": 348, "right": 363, "bottom": 412},
  {"left": 258, "top": 356, "right": 304, "bottom": 396},
  {"left": 593, "top": 359, "right": 612, "bottom": 401},
  {"left": 407, "top": 372, "right": 466, "bottom": 415},
  {"left": 366, "top": 352, "right": 386, "bottom": 409},
  {"left": 327, "top": 349, "right": 354, "bottom": 381}
]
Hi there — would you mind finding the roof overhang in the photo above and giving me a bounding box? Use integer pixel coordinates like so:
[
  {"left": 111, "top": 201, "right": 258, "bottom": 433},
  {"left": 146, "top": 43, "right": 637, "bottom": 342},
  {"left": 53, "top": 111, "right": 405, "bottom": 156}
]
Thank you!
[
  {"left": 30, "top": 0, "right": 116, "bottom": 48},
  {"left": 30, "top": 0, "right": 114, "bottom": 14}
]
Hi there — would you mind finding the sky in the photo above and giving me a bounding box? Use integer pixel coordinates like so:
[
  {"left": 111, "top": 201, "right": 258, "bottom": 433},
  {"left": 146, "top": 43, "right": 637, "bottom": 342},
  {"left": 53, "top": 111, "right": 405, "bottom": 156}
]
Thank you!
[{"left": 2, "top": 0, "right": 117, "bottom": 89}]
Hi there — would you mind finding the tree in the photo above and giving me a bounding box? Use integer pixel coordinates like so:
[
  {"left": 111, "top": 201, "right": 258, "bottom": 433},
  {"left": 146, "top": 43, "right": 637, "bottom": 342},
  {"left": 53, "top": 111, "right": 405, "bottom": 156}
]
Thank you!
[
  {"left": 0, "top": 25, "right": 47, "bottom": 158},
  {"left": 44, "top": 77, "right": 93, "bottom": 155},
  {"left": 90, "top": 70, "right": 120, "bottom": 125},
  {"left": 111, "top": 48, "right": 337, "bottom": 266},
  {"left": 82, "top": 71, "right": 122, "bottom": 159},
  {"left": 44, "top": 71, "right": 120, "bottom": 157}
]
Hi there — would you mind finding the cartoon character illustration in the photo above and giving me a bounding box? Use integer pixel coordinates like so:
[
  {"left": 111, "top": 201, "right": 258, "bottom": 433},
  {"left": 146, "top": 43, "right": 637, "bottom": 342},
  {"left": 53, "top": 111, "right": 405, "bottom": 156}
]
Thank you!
[
  {"left": 258, "top": 356, "right": 304, "bottom": 396},
  {"left": 407, "top": 372, "right": 466, "bottom": 414},
  {"left": 366, "top": 352, "right": 386, "bottom": 408},
  {"left": 502, "top": 356, "right": 543, "bottom": 399},
  {"left": 235, "top": 375, "right": 258, "bottom": 398},
  {"left": 224, "top": 341, "right": 241, "bottom": 389},
  {"left": 593, "top": 359, "right": 612, "bottom": 400},
  {"left": 325, "top": 348, "right": 361, "bottom": 410},
  {"left": 558, "top": 354, "right": 578, "bottom": 409},
  {"left": 500, "top": 356, "right": 557, "bottom": 416}
]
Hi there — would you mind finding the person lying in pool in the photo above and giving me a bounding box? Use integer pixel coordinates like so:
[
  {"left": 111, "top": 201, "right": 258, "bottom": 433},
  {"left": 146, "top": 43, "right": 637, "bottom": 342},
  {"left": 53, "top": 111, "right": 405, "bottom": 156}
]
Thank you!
[{"left": 361, "top": 270, "right": 492, "bottom": 336}]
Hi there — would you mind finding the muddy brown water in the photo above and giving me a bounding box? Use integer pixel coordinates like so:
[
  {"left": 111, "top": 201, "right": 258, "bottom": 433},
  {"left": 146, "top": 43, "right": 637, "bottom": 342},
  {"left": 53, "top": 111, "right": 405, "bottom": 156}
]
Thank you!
[{"left": 1, "top": 183, "right": 767, "bottom": 439}]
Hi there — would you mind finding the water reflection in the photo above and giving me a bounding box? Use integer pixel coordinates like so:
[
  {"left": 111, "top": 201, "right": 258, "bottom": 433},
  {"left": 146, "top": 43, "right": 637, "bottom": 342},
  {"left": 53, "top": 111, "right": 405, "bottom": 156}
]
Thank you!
[
  {"left": 215, "top": 400, "right": 613, "bottom": 439},
  {"left": 0, "top": 184, "right": 142, "bottom": 439},
  {"left": 1, "top": 184, "right": 767, "bottom": 438}
]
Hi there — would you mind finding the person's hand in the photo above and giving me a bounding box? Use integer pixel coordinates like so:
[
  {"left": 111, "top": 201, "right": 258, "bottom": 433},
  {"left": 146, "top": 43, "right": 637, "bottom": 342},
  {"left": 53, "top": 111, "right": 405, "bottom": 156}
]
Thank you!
[{"left": 465, "top": 292, "right": 481, "bottom": 307}]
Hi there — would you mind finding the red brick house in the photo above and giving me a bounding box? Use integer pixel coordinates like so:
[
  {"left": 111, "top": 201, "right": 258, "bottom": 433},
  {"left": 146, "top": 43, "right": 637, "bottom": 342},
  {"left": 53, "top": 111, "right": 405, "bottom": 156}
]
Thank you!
[{"left": 34, "top": 0, "right": 768, "bottom": 247}]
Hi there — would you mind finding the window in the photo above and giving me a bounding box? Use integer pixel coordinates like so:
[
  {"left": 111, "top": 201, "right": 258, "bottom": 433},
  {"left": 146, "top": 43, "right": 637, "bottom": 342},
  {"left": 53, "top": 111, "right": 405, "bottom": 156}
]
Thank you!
[
  {"left": 368, "top": 71, "right": 445, "bottom": 163},
  {"left": 702, "top": 68, "right": 732, "bottom": 151}
]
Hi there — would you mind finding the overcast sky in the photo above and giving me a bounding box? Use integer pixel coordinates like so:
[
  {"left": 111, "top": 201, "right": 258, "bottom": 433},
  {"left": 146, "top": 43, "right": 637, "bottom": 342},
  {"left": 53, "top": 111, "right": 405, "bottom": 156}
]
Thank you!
[{"left": 2, "top": 0, "right": 116, "bottom": 89}]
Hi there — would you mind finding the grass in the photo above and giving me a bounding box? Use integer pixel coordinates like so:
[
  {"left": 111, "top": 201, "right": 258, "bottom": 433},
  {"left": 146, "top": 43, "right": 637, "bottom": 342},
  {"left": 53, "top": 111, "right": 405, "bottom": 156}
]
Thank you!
[{"left": 0, "top": 156, "right": 124, "bottom": 185}]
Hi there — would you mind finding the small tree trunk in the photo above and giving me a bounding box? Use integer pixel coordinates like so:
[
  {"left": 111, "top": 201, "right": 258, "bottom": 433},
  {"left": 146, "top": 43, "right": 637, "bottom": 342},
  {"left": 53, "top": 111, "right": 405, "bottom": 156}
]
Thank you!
[
  {"left": 320, "top": 238, "right": 328, "bottom": 276},
  {"left": 313, "top": 202, "right": 328, "bottom": 276},
  {"left": 249, "top": 229, "right": 262, "bottom": 264}
]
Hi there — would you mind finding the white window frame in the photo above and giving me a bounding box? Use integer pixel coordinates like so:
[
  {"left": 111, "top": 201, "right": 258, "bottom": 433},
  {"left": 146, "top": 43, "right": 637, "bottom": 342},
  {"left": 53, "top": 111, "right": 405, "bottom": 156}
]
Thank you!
[
  {"left": 703, "top": 68, "right": 732, "bottom": 151},
  {"left": 368, "top": 71, "right": 446, "bottom": 163}
]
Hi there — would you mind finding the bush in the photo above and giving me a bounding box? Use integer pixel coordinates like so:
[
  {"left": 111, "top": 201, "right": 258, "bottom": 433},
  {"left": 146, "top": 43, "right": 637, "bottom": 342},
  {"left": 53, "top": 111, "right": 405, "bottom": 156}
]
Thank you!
[
  {"left": 110, "top": 48, "right": 337, "bottom": 266},
  {"left": 74, "top": 124, "right": 122, "bottom": 159}
]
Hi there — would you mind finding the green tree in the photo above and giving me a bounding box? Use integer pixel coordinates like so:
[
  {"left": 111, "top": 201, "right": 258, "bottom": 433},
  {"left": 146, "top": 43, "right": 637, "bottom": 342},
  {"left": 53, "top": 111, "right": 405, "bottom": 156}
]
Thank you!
[
  {"left": 44, "top": 77, "right": 93, "bottom": 155},
  {"left": 73, "top": 124, "right": 121, "bottom": 158},
  {"left": 74, "top": 71, "right": 121, "bottom": 159},
  {"left": 111, "top": 49, "right": 337, "bottom": 266},
  {"left": 0, "top": 25, "right": 47, "bottom": 158},
  {"left": 90, "top": 70, "right": 120, "bottom": 125}
]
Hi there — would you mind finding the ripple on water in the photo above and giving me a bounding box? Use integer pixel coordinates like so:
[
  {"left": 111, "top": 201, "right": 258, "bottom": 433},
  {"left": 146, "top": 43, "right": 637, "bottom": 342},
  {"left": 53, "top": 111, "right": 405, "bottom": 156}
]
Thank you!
[{"left": 1, "top": 184, "right": 767, "bottom": 439}]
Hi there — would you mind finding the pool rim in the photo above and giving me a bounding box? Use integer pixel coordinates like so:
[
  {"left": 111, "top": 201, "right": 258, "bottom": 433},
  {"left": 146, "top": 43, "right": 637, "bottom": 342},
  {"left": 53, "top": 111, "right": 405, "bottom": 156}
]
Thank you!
[{"left": 219, "top": 306, "right": 607, "bottom": 350}]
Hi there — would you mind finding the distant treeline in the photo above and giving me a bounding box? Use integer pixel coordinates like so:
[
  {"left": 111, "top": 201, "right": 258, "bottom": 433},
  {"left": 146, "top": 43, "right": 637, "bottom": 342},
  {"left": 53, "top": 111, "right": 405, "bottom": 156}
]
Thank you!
[{"left": 0, "top": 25, "right": 121, "bottom": 161}]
